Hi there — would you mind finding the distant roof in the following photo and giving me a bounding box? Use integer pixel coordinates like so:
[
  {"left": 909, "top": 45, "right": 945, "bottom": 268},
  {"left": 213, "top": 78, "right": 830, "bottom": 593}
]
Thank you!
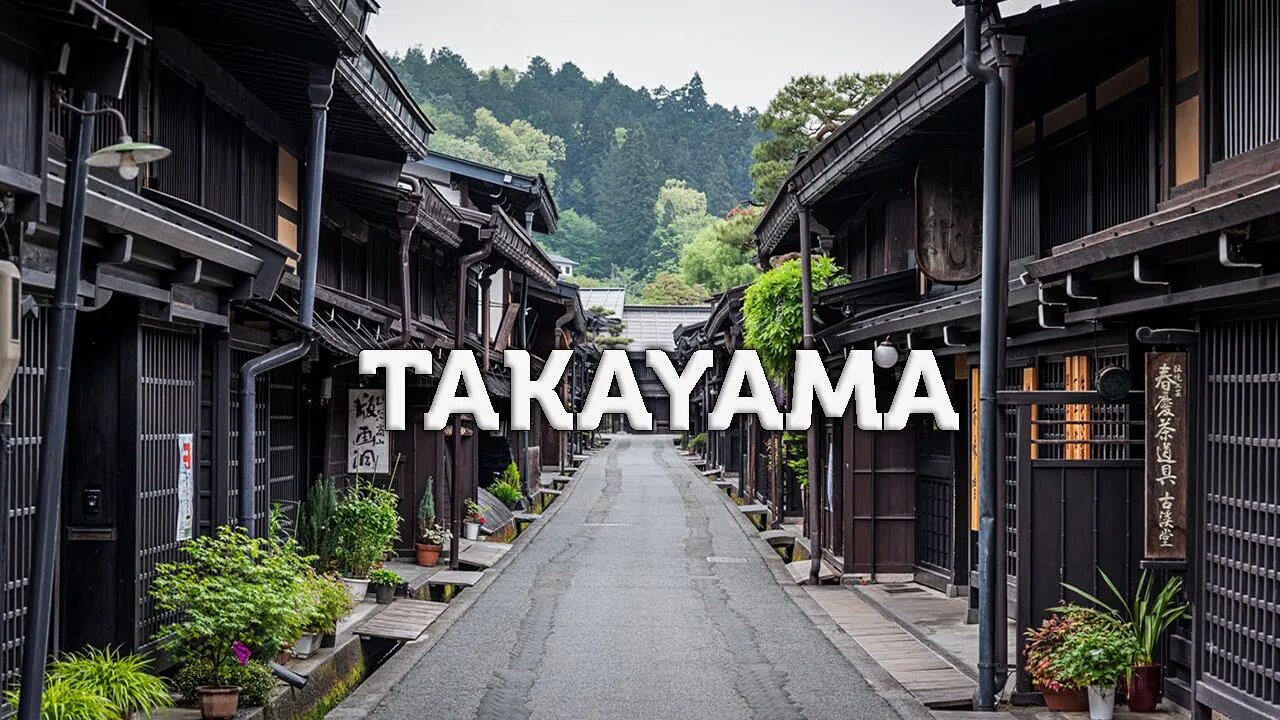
[
  {"left": 577, "top": 287, "right": 626, "bottom": 317},
  {"left": 622, "top": 305, "right": 713, "bottom": 351},
  {"left": 407, "top": 152, "right": 559, "bottom": 233},
  {"left": 546, "top": 251, "right": 578, "bottom": 266}
]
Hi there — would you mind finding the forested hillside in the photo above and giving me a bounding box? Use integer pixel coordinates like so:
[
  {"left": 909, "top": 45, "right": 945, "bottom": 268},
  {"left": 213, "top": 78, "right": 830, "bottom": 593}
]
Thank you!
[
  {"left": 390, "top": 46, "right": 895, "bottom": 304},
  {"left": 389, "top": 48, "right": 761, "bottom": 279}
]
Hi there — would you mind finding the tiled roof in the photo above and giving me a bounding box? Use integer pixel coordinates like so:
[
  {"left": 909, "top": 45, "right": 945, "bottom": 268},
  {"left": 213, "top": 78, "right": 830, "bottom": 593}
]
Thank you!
[{"left": 621, "top": 305, "right": 713, "bottom": 351}]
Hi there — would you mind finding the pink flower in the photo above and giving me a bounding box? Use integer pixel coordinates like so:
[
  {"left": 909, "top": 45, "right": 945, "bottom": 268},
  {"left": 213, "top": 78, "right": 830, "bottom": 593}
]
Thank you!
[{"left": 232, "top": 641, "right": 252, "bottom": 665}]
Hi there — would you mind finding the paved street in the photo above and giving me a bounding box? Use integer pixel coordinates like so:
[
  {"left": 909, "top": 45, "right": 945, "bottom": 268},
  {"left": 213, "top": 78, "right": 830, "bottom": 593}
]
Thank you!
[{"left": 363, "top": 435, "right": 901, "bottom": 720}]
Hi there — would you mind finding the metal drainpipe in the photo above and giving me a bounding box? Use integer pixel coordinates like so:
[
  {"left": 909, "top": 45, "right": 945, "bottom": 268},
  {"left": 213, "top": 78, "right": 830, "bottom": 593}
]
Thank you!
[
  {"left": 395, "top": 177, "right": 422, "bottom": 349},
  {"left": 18, "top": 90, "right": 97, "bottom": 720},
  {"left": 481, "top": 272, "right": 494, "bottom": 369},
  {"left": 450, "top": 238, "right": 493, "bottom": 570},
  {"left": 517, "top": 273, "right": 529, "bottom": 487},
  {"left": 962, "top": 1, "right": 1005, "bottom": 710},
  {"left": 552, "top": 304, "right": 575, "bottom": 474},
  {"left": 239, "top": 65, "right": 333, "bottom": 535},
  {"left": 993, "top": 37, "right": 1020, "bottom": 695},
  {"left": 800, "top": 205, "right": 822, "bottom": 584}
]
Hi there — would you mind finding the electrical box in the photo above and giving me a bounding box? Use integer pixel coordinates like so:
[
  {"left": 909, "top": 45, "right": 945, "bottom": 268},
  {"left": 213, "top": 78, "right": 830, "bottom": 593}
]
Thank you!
[{"left": 0, "top": 261, "right": 20, "bottom": 401}]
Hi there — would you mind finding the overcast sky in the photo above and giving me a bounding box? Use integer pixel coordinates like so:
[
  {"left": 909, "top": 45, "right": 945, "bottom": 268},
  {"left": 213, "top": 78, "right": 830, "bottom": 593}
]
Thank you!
[{"left": 368, "top": 0, "right": 1044, "bottom": 111}]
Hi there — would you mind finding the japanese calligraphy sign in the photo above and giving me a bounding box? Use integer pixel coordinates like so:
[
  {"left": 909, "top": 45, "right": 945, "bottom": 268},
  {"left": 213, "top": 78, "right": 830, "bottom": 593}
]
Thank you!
[
  {"left": 348, "top": 389, "right": 389, "bottom": 474},
  {"left": 1144, "top": 352, "right": 1187, "bottom": 560},
  {"left": 176, "top": 433, "right": 194, "bottom": 542}
]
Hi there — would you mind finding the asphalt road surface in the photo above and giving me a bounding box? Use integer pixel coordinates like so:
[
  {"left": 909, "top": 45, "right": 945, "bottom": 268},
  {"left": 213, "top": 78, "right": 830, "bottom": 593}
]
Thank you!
[{"left": 362, "top": 434, "right": 901, "bottom": 720}]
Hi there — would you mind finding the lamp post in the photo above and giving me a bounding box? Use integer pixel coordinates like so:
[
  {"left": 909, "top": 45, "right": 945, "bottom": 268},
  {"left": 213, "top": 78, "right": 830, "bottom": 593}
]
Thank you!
[{"left": 19, "top": 95, "right": 168, "bottom": 720}]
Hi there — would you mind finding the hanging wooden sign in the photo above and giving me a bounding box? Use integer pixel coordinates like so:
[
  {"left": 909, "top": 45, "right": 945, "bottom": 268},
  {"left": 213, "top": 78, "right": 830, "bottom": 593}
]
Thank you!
[
  {"left": 915, "top": 150, "right": 983, "bottom": 284},
  {"left": 1144, "top": 352, "right": 1188, "bottom": 560}
]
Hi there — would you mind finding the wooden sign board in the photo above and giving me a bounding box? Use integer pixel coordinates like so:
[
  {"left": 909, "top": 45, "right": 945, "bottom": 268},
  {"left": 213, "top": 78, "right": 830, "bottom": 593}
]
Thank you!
[
  {"left": 348, "top": 389, "right": 389, "bottom": 474},
  {"left": 916, "top": 151, "right": 983, "bottom": 284},
  {"left": 1144, "top": 352, "right": 1188, "bottom": 560}
]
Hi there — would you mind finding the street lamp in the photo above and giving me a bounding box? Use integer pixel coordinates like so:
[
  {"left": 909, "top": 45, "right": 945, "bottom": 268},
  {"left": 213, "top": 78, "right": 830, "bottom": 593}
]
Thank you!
[
  {"left": 873, "top": 337, "right": 900, "bottom": 369},
  {"left": 58, "top": 101, "right": 170, "bottom": 180}
]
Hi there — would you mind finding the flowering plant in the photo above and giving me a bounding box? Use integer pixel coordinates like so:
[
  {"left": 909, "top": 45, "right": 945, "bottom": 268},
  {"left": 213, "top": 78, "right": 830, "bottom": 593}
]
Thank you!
[
  {"left": 1025, "top": 606, "right": 1089, "bottom": 693},
  {"left": 464, "top": 499, "right": 488, "bottom": 524},
  {"left": 1052, "top": 613, "right": 1139, "bottom": 689}
]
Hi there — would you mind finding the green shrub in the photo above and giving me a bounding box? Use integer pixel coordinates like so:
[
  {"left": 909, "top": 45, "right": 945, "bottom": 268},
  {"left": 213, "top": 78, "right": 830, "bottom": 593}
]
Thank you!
[
  {"left": 47, "top": 647, "right": 171, "bottom": 718},
  {"left": 301, "top": 572, "right": 353, "bottom": 634},
  {"left": 488, "top": 463, "right": 523, "bottom": 506},
  {"left": 175, "top": 659, "right": 277, "bottom": 707},
  {"left": 332, "top": 479, "right": 400, "bottom": 580},
  {"left": 688, "top": 433, "right": 707, "bottom": 453},
  {"left": 151, "top": 525, "right": 311, "bottom": 685},
  {"left": 297, "top": 475, "right": 339, "bottom": 571},
  {"left": 3, "top": 675, "right": 119, "bottom": 720},
  {"left": 417, "top": 478, "right": 437, "bottom": 541},
  {"left": 1052, "top": 614, "right": 1139, "bottom": 688}
]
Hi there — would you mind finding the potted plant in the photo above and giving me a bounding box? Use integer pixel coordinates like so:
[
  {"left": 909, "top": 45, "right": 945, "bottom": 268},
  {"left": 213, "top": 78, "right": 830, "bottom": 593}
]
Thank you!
[
  {"left": 296, "top": 475, "right": 339, "bottom": 571},
  {"left": 1024, "top": 608, "right": 1090, "bottom": 711},
  {"left": 1061, "top": 570, "right": 1190, "bottom": 712},
  {"left": 415, "top": 481, "right": 449, "bottom": 566},
  {"left": 333, "top": 478, "right": 401, "bottom": 603},
  {"left": 1052, "top": 614, "right": 1139, "bottom": 720},
  {"left": 370, "top": 568, "right": 403, "bottom": 604},
  {"left": 488, "top": 462, "right": 524, "bottom": 510},
  {"left": 463, "top": 499, "right": 488, "bottom": 540},
  {"left": 151, "top": 524, "right": 311, "bottom": 718},
  {"left": 295, "top": 572, "right": 353, "bottom": 658},
  {"left": 43, "top": 646, "right": 172, "bottom": 720}
]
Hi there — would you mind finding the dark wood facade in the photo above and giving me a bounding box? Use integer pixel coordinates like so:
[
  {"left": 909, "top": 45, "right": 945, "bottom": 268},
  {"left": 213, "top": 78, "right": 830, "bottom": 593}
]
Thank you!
[{"left": 724, "top": 1, "right": 1280, "bottom": 717}]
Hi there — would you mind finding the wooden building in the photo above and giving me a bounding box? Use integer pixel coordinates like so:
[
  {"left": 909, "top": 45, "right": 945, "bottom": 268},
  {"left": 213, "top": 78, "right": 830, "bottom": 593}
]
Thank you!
[
  {"left": 0, "top": 0, "right": 584, "bottom": 691},
  {"left": 714, "top": 1, "right": 1280, "bottom": 716}
]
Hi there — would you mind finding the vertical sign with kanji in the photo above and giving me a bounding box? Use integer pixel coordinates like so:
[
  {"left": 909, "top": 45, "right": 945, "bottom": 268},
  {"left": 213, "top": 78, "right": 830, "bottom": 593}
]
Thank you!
[
  {"left": 348, "top": 389, "right": 389, "bottom": 474},
  {"left": 1145, "top": 352, "right": 1187, "bottom": 560},
  {"left": 176, "top": 433, "right": 194, "bottom": 542}
]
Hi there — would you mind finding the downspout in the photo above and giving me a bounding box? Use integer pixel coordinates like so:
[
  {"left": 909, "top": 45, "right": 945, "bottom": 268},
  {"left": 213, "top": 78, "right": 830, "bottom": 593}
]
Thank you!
[
  {"left": 993, "top": 34, "right": 1022, "bottom": 697},
  {"left": 481, "top": 270, "right": 495, "bottom": 368},
  {"left": 962, "top": 2, "right": 1005, "bottom": 710},
  {"left": 800, "top": 204, "right": 822, "bottom": 584},
  {"left": 18, "top": 90, "right": 96, "bottom": 720},
  {"left": 395, "top": 177, "right": 422, "bottom": 349},
  {"left": 552, "top": 303, "right": 575, "bottom": 474},
  {"left": 450, "top": 237, "right": 494, "bottom": 570},
  {"left": 239, "top": 65, "right": 333, "bottom": 535}
]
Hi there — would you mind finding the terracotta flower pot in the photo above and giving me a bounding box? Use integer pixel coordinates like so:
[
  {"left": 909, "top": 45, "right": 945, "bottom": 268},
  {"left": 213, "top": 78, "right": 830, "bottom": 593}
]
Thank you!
[
  {"left": 1127, "top": 664, "right": 1162, "bottom": 712},
  {"left": 1041, "top": 686, "right": 1089, "bottom": 712},
  {"left": 196, "top": 686, "right": 241, "bottom": 720},
  {"left": 415, "top": 543, "right": 441, "bottom": 567}
]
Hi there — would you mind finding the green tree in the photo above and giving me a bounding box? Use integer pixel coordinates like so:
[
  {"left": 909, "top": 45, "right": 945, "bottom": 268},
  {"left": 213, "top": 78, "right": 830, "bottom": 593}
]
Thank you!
[
  {"left": 751, "top": 72, "right": 897, "bottom": 203},
  {"left": 680, "top": 209, "right": 761, "bottom": 293},
  {"left": 468, "top": 108, "right": 566, "bottom": 187},
  {"left": 547, "top": 209, "right": 607, "bottom": 277},
  {"left": 650, "top": 180, "right": 716, "bottom": 274},
  {"left": 742, "top": 256, "right": 849, "bottom": 382},
  {"left": 640, "top": 272, "right": 706, "bottom": 305},
  {"left": 593, "top": 126, "right": 660, "bottom": 277}
]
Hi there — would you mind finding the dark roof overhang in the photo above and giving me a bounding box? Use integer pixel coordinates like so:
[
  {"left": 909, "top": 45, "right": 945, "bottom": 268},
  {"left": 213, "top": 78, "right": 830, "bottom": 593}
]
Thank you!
[
  {"left": 10, "top": 0, "right": 150, "bottom": 98},
  {"left": 335, "top": 39, "right": 433, "bottom": 158},
  {"left": 44, "top": 158, "right": 293, "bottom": 300},
  {"left": 410, "top": 154, "right": 559, "bottom": 234},
  {"left": 483, "top": 207, "right": 559, "bottom": 289}
]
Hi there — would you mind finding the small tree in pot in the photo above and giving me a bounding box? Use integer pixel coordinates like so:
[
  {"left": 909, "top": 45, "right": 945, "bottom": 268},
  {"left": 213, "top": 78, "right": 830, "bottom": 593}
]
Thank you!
[
  {"left": 1025, "top": 607, "right": 1090, "bottom": 711},
  {"left": 415, "top": 480, "right": 451, "bottom": 566},
  {"left": 151, "top": 525, "right": 311, "bottom": 719},
  {"left": 295, "top": 572, "right": 353, "bottom": 658},
  {"left": 332, "top": 478, "right": 400, "bottom": 603}
]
